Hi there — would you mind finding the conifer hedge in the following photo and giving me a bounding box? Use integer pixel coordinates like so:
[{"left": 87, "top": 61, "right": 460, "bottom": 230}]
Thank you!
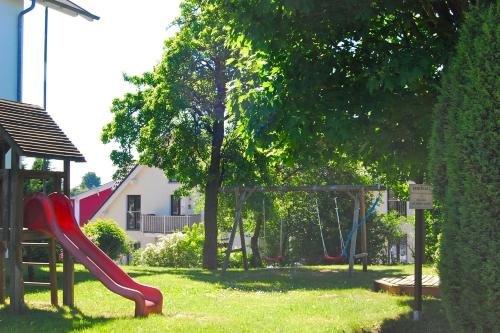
[{"left": 429, "top": 3, "right": 499, "bottom": 331}]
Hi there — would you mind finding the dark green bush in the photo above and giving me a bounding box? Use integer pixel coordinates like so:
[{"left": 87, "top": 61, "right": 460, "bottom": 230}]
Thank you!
[
  {"left": 429, "top": 3, "right": 499, "bottom": 331},
  {"left": 82, "top": 219, "right": 131, "bottom": 260}
]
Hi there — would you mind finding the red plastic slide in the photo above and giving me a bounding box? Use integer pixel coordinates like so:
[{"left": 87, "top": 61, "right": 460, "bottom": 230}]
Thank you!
[{"left": 23, "top": 193, "right": 163, "bottom": 317}]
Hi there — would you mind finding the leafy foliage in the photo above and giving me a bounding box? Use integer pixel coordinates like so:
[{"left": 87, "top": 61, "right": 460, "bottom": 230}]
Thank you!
[
  {"left": 429, "top": 3, "right": 499, "bottom": 331},
  {"left": 101, "top": 0, "right": 271, "bottom": 269},
  {"left": 368, "top": 211, "right": 412, "bottom": 264},
  {"left": 213, "top": 0, "right": 488, "bottom": 188},
  {"left": 24, "top": 159, "right": 55, "bottom": 194},
  {"left": 81, "top": 172, "right": 101, "bottom": 189},
  {"left": 71, "top": 172, "right": 102, "bottom": 196},
  {"left": 135, "top": 223, "right": 205, "bottom": 267},
  {"left": 82, "top": 219, "right": 132, "bottom": 260}
]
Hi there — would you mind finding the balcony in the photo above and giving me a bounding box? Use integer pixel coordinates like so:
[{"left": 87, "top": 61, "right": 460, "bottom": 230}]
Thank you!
[
  {"left": 141, "top": 214, "right": 202, "bottom": 234},
  {"left": 387, "top": 200, "right": 408, "bottom": 217}
]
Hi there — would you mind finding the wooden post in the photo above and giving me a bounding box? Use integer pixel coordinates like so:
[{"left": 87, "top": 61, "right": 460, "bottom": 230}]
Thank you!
[
  {"left": 413, "top": 179, "right": 425, "bottom": 320},
  {"left": 222, "top": 189, "right": 246, "bottom": 273},
  {"left": 0, "top": 147, "right": 6, "bottom": 304},
  {"left": 0, "top": 241, "right": 5, "bottom": 304},
  {"left": 238, "top": 208, "right": 249, "bottom": 271},
  {"left": 348, "top": 194, "right": 360, "bottom": 276},
  {"left": 8, "top": 152, "right": 24, "bottom": 312},
  {"left": 48, "top": 237, "right": 58, "bottom": 306},
  {"left": 360, "top": 188, "right": 368, "bottom": 272},
  {"left": 54, "top": 175, "right": 61, "bottom": 194},
  {"left": 62, "top": 160, "right": 74, "bottom": 307}
]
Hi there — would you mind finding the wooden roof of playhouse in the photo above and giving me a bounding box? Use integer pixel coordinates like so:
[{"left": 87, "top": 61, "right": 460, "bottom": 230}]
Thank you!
[{"left": 0, "top": 99, "right": 85, "bottom": 162}]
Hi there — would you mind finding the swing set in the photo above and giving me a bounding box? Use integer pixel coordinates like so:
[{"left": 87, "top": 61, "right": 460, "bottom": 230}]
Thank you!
[
  {"left": 220, "top": 185, "right": 384, "bottom": 275},
  {"left": 261, "top": 199, "right": 284, "bottom": 265}
]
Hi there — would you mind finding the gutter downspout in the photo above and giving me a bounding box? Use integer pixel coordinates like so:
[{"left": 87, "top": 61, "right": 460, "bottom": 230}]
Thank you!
[
  {"left": 17, "top": 0, "right": 37, "bottom": 102},
  {"left": 43, "top": 6, "right": 48, "bottom": 110}
]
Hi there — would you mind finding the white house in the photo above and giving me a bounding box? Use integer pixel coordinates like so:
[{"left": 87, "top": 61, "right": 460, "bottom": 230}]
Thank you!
[
  {"left": 375, "top": 187, "right": 416, "bottom": 264},
  {"left": 90, "top": 165, "right": 202, "bottom": 248}
]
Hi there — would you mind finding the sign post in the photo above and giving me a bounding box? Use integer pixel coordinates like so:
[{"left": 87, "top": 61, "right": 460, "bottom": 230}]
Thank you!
[{"left": 409, "top": 184, "right": 433, "bottom": 321}]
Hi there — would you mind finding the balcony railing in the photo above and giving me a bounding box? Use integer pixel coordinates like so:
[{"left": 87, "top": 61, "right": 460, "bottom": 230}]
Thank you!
[
  {"left": 387, "top": 200, "right": 408, "bottom": 217},
  {"left": 141, "top": 214, "right": 202, "bottom": 234}
]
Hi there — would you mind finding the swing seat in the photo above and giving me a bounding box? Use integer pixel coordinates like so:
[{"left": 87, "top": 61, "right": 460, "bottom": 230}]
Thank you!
[
  {"left": 323, "top": 255, "right": 345, "bottom": 263},
  {"left": 263, "top": 255, "right": 284, "bottom": 263}
]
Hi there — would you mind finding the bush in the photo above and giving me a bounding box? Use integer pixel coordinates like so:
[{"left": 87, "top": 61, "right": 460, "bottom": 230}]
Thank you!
[
  {"left": 367, "top": 211, "right": 410, "bottom": 264},
  {"left": 82, "top": 218, "right": 131, "bottom": 260},
  {"left": 135, "top": 223, "right": 205, "bottom": 267},
  {"left": 429, "top": 3, "right": 499, "bottom": 331}
]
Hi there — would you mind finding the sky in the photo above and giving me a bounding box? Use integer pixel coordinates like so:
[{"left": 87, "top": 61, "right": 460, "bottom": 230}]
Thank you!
[{"left": 22, "top": 0, "right": 181, "bottom": 187}]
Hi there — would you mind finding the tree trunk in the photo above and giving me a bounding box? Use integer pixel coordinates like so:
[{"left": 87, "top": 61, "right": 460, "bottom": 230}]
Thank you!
[
  {"left": 202, "top": 57, "right": 226, "bottom": 270},
  {"left": 250, "top": 212, "right": 263, "bottom": 267},
  {"left": 203, "top": 178, "right": 220, "bottom": 270}
]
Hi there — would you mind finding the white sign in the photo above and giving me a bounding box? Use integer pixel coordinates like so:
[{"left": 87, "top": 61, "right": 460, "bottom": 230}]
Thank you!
[{"left": 409, "top": 184, "right": 433, "bottom": 209}]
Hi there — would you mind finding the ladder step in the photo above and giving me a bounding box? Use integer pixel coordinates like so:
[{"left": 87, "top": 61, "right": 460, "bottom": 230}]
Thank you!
[
  {"left": 24, "top": 281, "right": 51, "bottom": 287},
  {"left": 22, "top": 262, "right": 50, "bottom": 266},
  {"left": 354, "top": 253, "right": 368, "bottom": 259},
  {"left": 21, "top": 242, "right": 49, "bottom": 247}
]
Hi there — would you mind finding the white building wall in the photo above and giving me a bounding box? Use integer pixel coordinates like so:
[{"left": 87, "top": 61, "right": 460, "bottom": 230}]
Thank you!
[
  {"left": 93, "top": 166, "right": 200, "bottom": 247},
  {"left": 0, "top": 0, "right": 22, "bottom": 101}
]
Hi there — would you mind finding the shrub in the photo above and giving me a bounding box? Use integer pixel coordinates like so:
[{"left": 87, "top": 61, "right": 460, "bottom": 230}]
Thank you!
[
  {"left": 135, "top": 223, "right": 205, "bottom": 267},
  {"left": 429, "top": 3, "right": 499, "bottom": 331},
  {"left": 367, "top": 211, "right": 409, "bottom": 264},
  {"left": 82, "top": 218, "right": 131, "bottom": 260}
]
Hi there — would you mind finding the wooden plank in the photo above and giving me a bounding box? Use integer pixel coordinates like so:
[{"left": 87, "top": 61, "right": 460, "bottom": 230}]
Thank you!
[
  {"left": 359, "top": 188, "right": 367, "bottom": 272},
  {"left": 22, "top": 262, "right": 50, "bottom": 266},
  {"left": 24, "top": 281, "right": 51, "bottom": 287},
  {"left": 221, "top": 189, "right": 242, "bottom": 273},
  {"left": 0, "top": 241, "right": 5, "bottom": 304},
  {"left": 238, "top": 209, "right": 249, "bottom": 271},
  {"left": 421, "top": 275, "right": 433, "bottom": 285},
  {"left": 348, "top": 195, "right": 360, "bottom": 276},
  {"left": 19, "top": 170, "right": 64, "bottom": 180},
  {"left": 374, "top": 275, "right": 440, "bottom": 298},
  {"left": 21, "top": 230, "right": 52, "bottom": 241},
  {"left": 54, "top": 175, "right": 61, "bottom": 193},
  {"left": 1, "top": 172, "right": 8, "bottom": 241},
  {"left": 429, "top": 276, "right": 440, "bottom": 286},
  {"left": 62, "top": 160, "right": 74, "bottom": 307},
  {"left": 220, "top": 185, "right": 385, "bottom": 193},
  {"left": 21, "top": 242, "right": 49, "bottom": 247},
  {"left": 354, "top": 252, "right": 368, "bottom": 259},
  {"left": 8, "top": 154, "right": 24, "bottom": 313},
  {"left": 48, "top": 238, "right": 58, "bottom": 306}
]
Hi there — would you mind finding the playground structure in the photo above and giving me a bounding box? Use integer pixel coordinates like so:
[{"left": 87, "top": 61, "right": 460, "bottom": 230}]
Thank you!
[
  {"left": 220, "top": 185, "right": 384, "bottom": 274},
  {"left": 0, "top": 99, "right": 162, "bottom": 316}
]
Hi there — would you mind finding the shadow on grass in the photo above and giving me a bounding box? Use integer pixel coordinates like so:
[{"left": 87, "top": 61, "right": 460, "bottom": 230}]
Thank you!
[
  {"left": 21, "top": 264, "right": 414, "bottom": 294},
  {"left": 366, "top": 297, "right": 451, "bottom": 333},
  {"left": 0, "top": 304, "right": 115, "bottom": 333},
  {"left": 158, "top": 266, "right": 407, "bottom": 292}
]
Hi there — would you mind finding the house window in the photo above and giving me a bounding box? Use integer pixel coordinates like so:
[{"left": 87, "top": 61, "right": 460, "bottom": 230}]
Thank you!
[
  {"left": 171, "top": 195, "right": 181, "bottom": 216},
  {"left": 127, "top": 195, "right": 141, "bottom": 230}
]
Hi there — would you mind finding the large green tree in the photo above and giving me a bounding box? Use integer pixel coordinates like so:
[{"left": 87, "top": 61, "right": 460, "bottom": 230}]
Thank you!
[
  {"left": 429, "top": 3, "right": 499, "bottom": 331},
  {"left": 81, "top": 172, "right": 101, "bottom": 189},
  {"left": 215, "top": 0, "right": 489, "bottom": 186},
  {"left": 102, "top": 1, "right": 267, "bottom": 269}
]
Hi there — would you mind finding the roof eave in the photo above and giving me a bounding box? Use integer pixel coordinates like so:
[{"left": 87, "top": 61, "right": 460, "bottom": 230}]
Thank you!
[{"left": 36, "top": 0, "right": 100, "bottom": 21}]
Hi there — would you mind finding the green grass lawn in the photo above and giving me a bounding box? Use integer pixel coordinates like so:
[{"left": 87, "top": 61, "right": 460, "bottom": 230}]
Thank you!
[{"left": 0, "top": 264, "right": 450, "bottom": 332}]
